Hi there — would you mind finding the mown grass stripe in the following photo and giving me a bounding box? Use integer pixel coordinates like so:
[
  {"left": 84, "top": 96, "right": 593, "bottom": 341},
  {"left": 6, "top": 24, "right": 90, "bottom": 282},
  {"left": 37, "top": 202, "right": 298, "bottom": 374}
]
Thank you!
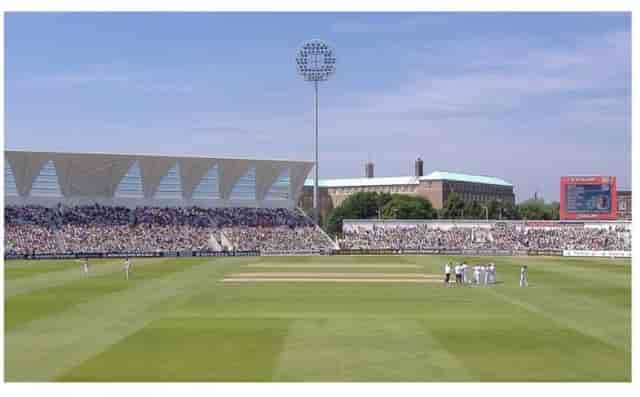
[
  {"left": 5, "top": 259, "right": 220, "bottom": 381},
  {"left": 5, "top": 258, "right": 204, "bottom": 332},
  {"left": 5, "top": 259, "right": 123, "bottom": 298},
  {"left": 273, "top": 318, "right": 471, "bottom": 381},
  {"left": 4, "top": 258, "right": 176, "bottom": 299},
  {"left": 533, "top": 262, "right": 630, "bottom": 288},
  {"left": 485, "top": 287, "right": 630, "bottom": 353},
  {"left": 5, "top": 260, "right": 82, "bottom": 280}
]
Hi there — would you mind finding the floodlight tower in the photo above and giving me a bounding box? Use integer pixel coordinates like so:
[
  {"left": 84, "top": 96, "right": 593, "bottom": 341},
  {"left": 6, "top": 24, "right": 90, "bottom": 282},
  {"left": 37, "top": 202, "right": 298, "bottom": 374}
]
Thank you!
[{"left": 296, "top": 39, "right": 336, "bottom": 224}]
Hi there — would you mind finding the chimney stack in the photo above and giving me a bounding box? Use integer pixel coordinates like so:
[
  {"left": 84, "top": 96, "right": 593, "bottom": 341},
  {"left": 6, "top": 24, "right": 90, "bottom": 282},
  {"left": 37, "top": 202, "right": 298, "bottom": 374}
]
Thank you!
[
  {"left": 415, "top": 157, "right": 424, "bottom": 177},
  {"left": 365, "top": 161, "right": 374, "bottom": 178}
]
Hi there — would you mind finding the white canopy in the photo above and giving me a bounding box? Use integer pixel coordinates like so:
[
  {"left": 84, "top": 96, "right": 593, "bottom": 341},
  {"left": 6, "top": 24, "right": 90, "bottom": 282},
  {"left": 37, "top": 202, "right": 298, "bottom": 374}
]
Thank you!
[{"left": 4, "top": 150, "right": 314, "bottom": 209}]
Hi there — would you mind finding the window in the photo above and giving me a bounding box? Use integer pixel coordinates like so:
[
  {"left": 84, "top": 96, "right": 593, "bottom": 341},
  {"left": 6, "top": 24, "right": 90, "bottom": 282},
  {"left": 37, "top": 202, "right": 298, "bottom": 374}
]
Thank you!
[
  {"left": 31, "top": 160, "right": 62, "bottom": 197},
  {"left": 115, "top": 161, "right": 144, "bottom": 198},
  {"left": 229, "top": 167, "right": 256, "bottom": 200},
  {"left": 192, "top": 163, "right": 220, "bottom": 200},
  {"left": 155, "top": 163, "right": 182, "bottom": 199},
  {"left": 5, "top": 160, "right": 18, "bottom": 196},
  {"left": 265, "top": 168, "right": 290, "bottom": 200}
]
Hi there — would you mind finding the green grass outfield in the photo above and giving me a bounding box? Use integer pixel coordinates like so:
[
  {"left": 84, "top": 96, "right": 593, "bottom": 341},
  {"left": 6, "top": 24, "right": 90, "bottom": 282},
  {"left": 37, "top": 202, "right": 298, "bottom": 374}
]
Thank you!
[{"left": 4, "top": 255, "right": 631, "bottom": 382}]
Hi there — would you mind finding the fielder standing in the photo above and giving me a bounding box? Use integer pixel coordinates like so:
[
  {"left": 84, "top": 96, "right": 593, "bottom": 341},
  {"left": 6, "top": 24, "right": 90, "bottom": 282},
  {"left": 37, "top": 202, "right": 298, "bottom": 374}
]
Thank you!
[
  {"left": 444, "top": 262, "right": 452, "bottom": 285},
  {"left": 520, "top": 265, "right": 528, "bottom": 287},
  {"left": 454, "top": 263, "right": 463, "bottom": 285},
  {"left": 473, "top": 264, "right": 481, "bottom": 285},
  {"left": 489, "top": 263, "right": 496, "bottom": 284},
  {"left": 82, "top": 258, "right": 90, "bottom": 278},
  {"left": 484, "top": 264, "right": 490, "bottom": 285},
  {"left": 124, "top": 257, "right": 132, "bottom": 280},
  {"left": 461, "top": 262, "right": 468, "bottom": 284}
]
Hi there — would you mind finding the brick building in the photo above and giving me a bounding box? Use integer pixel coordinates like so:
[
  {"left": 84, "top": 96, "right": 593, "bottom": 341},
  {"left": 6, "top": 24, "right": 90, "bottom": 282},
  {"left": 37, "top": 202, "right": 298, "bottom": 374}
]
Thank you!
[{"left": 299, "top": 159, "right": 515, "bottom": 221}]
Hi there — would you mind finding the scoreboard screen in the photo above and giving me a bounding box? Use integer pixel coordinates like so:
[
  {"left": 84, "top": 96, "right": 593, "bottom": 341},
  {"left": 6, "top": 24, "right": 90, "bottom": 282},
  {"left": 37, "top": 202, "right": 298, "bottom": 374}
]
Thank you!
[{"left": 560, "top": 176, "right": 617, "bottom": 220}]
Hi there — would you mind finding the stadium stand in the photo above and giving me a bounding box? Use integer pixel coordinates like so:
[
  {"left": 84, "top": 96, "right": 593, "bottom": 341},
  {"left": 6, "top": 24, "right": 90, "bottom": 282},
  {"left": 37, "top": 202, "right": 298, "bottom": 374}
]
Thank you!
[
  {"left": 4, "top": 150, "right": 338, "bottom": 256},
  {"left": 4, "top": 205, "right": 335, "bottom": 255},
  {"left": 3, "top": 150, "right": 631, "bottom": 258},
  {"left": 339, "top": 222, "right": 631, "bottom": 251}
]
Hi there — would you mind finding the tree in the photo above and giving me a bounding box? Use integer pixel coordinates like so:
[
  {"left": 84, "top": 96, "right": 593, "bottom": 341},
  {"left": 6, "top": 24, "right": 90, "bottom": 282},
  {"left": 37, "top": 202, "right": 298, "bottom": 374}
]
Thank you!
[
  {"left": 548, "top": 201, "right": 560, "bottom": 220},
  {"left": 517, "top": 198, "right": 547, "bottom": 219},
  {"left": 501, "top": 201, "right": 521, "bottom": 220},
  {"left": 464, "top": 200, "right": 484, "bottom": 219},
  {"left": 486, "top": 199, "right": 521, "bottom": 220},
  {"left": 440, "top": 192, "right": 465, "bottom": 219},
  {"left": 325, "top": 192, "right": 392, "bottom": 235},
  {"left": 516, "top": 198, "right": 559, "bottom": 220},
  {"left": 381, "top": 195, "right": 436, "bottom": 220},
  {"left": 487, "top": 199, "right": 502, "bottom": 219}
]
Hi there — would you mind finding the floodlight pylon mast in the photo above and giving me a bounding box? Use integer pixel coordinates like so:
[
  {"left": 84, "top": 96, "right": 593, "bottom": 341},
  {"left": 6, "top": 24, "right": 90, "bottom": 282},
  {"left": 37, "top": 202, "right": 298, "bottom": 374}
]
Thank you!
[
  {"left": 314, "top": 79, "right": 319, "bottom": 223},
  {"left": 295, "top": 39, "right": 336, "bottom": 225}
]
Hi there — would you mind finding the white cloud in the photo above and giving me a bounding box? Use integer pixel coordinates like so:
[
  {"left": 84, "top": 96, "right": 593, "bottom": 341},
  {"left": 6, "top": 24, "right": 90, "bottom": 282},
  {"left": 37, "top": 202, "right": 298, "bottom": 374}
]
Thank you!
[
  {"left": 341, "top": 29, "right": 630, "bottom": 120},
  {"left": 329, "top": 14, "right": 451, "bottom": 34},
  {"left": 15, "top": 63, "right": 195, "bottom": 94}
]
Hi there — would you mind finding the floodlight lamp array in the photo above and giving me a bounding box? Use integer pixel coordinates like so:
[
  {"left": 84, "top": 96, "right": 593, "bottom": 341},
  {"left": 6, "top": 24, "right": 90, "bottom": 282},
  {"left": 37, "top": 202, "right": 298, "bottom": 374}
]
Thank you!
[{"left": 295, "top": 40, "right": 336, "bottom": 82}]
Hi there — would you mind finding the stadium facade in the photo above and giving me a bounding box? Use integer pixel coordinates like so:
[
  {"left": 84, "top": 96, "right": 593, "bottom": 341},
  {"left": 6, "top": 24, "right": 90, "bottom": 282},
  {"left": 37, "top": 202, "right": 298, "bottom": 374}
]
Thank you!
[
  {"left": 4, "top": 150, "right": 313, "bottom": 209},
  {"left": 617, "top": 190, "right": 632, "bottom": 220},
  {"left": 299, "top": 158, "right": 515, "bottom": 220}
]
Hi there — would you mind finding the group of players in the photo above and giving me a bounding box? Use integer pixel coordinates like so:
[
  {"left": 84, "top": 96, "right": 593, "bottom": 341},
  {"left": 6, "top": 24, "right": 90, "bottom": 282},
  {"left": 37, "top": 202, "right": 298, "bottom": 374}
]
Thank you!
[
  {"left": 443, "top": 261, "right": 529, "bottom": 287},
  {"left": 80, "top": 257, "right": 132, "bottom": 279},
  {"left": 444, "top": 261, "right": 497, "bottom": 286}
]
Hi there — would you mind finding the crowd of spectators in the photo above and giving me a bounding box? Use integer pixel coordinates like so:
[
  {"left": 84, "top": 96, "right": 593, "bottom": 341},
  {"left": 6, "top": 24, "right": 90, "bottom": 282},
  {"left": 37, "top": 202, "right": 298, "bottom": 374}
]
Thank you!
[
  {"left": 339, "top": 225, "right": 480, "bottom": 250},
  {"left": 340, "top": 223, "right": 631, "bottom": 251},
  {"left": 5, "top": 224, "right": 59, "bottom": 255},
  {"left": 58, "top": 224, "right": 212, "bottom": 253},
  {"left": 514, "top": 225, "right": 629, "bottom": 251},
  {"left": 6, "top": 204, "right": 631, "bottom": 255},
  {"left": 5, "top": 205, "right": 58, "bottom": 226},
  {"left": 4, "top": 204, "right": 333, "bottom": 255},
  {"left": 223, "top": 226, "right": 334, "bottom": 252}
]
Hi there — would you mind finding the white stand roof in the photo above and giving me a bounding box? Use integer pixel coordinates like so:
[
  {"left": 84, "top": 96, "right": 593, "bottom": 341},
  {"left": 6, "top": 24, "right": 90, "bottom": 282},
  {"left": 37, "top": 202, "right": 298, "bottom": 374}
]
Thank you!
[{"left": 5, "top": 150, "right": 314, "bottom": 209}]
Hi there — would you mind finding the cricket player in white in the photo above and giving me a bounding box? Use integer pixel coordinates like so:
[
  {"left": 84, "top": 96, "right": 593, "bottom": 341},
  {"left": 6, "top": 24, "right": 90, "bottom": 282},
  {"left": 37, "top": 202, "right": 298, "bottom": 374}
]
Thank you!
[
  {"left": 444, "top": 262, "right": 452, "bottom": 285},
  {"left": 473, "top": 265, "right": 481, "bottom": 285},
  {"left": 124, "top": 257, "right": 131, "bottom": 280},
  {"left": 520, "top": 265, "right": 528, "bottom": 287},
  {"left": 489, "top": 263, "right": 496, "bottom": 284},
  {"left": 82, "top": 258, "right": 89, "bottom": 278},
  {"left": 461, "top": 263, "right": 468, "bottom": 284},
  {"left": 454, "top": 263, "right": 462, "bottom": 285}
]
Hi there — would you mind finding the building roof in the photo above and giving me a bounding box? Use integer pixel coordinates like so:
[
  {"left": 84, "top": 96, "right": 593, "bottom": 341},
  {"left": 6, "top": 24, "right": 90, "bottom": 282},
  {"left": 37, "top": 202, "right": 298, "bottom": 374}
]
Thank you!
[
  {"left": 305, "top": 176, "right": 419, "bottom": 188},
  {"left": 420, "top": 171, "right": 513, "bottom": 187},
  {"left": 6, "top": 148, "right": 313, "bottom": 164},
  {"left": 305, "top": 171, "right": 513, "bottom": 188}
]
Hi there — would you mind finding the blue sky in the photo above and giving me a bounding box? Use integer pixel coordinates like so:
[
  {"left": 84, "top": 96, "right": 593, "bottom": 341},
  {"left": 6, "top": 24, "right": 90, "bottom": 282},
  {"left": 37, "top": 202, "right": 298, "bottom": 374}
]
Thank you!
[{"left": 5, "top": 12, "right": 631, "bottom": 202}]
